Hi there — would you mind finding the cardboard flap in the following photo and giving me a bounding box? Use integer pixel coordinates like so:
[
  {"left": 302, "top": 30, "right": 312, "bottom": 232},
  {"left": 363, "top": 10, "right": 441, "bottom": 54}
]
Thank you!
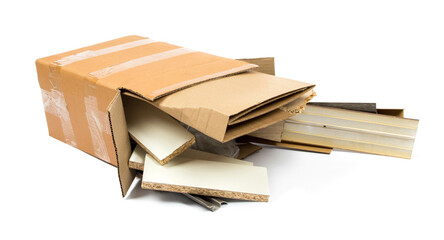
[
  {"left": 152, "top": 71, "right": 314, "bottom": 133},
  {"left": 154, "top": 71, "right": 313, "bottom": 117},
  {"left": 107, "top": 91, "right": 136, "bottom": 197}
]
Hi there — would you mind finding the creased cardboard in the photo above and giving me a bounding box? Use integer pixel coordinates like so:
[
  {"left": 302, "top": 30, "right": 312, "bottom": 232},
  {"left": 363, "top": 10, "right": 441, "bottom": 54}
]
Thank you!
[{"left": 141, "top": 71, "right": 315, "bottom": 142}]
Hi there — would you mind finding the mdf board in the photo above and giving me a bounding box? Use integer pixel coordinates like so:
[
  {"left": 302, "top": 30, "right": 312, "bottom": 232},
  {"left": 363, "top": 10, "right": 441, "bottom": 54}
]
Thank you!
[
  {"left": 123, "top": 95, "right": 195, "bottom": 165},
  {"left": 141, "top": 151, "right": 269, "bottom": 202},
  {"left": 283, "top": 105, "right": 419, "bottom": 159}
]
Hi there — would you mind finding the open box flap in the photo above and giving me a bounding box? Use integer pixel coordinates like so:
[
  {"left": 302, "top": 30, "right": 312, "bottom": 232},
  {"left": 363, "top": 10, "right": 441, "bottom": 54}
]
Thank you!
[
  {"left": 153, "top": 71, "right": 314, "bottom": 118},
  {"left": 107, "top": 91, "right": 136, "bottom": 197}
]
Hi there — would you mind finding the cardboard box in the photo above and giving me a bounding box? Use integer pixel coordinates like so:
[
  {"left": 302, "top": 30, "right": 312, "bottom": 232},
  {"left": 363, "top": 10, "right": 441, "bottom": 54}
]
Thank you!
[{"left": 36, "top": 36, "right": 314, "bottom": 196}]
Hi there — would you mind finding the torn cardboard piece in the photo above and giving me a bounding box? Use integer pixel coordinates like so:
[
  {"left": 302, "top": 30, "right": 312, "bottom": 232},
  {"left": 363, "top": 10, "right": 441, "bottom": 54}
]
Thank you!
[{"left": 122, "top": 95, "right": 195, "bottom": 165}]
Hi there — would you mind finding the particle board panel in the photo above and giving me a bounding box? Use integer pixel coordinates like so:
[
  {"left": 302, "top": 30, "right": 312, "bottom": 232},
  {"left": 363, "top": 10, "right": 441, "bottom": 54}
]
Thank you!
[
  {"left": 141, "top": 152, "right": 269, "bottom": 202},
  {"left": 123, "top": 95, "right": 195, "bottom": 165}
]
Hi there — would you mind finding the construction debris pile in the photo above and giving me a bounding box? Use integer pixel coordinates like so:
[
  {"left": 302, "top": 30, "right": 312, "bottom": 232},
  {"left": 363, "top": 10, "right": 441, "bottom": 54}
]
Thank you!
[{"left": 36, "top": 36, "right": 419, "bottom": 211}]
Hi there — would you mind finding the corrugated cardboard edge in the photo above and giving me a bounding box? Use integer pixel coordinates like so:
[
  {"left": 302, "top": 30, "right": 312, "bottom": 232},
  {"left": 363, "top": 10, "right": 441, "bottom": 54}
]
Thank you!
[
  {"left": 142, "top": 182, "right": 269, "bottom": 202},
  {"left": 108, "top": 91, "right": 136, "bottom": 197}
]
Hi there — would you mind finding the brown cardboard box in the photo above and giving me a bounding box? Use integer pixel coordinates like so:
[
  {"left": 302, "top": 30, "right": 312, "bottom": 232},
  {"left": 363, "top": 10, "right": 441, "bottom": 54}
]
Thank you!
[{"left": 36, "top": 36, "right": 314, "bottom": 196}]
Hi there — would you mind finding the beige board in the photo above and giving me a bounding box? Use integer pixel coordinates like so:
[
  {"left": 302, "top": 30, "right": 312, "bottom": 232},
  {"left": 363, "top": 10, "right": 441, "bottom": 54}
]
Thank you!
[
  {"left": 123, "top": 95, "right": 195, "bottom": 165},
  {"left": 129, "top": 145, "right": 253, "bottom": 171},
  {"left": 238, "top": 136, "right": 333, "bottom": 154},
  {"left": 139, "top": 148, "right": 269, "bottom": 202},
  {"left": 283, "top": 105, "right": 419, "bottom": 159}
]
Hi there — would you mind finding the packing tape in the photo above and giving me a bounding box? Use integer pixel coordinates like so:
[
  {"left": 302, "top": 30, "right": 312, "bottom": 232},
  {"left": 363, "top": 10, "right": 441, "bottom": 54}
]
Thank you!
[
  {"left": 54, "top": 38, "right": 157, "bottom": 66},
  {"left": 41, "top": 88, "right": 77, "bottom": 147},
  {"left": 42, "top": 64, "right": 78, "bottom": 147},
  {"left": 87, "top": 47, "right": 197, "bottom": 80},
  {"left": 84, "top": 94, "right": 111, "bottom": 162}
]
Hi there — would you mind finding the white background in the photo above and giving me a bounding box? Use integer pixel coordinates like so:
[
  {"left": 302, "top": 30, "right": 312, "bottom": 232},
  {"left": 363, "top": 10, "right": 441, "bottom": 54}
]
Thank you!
[{"left": 1, "top": 1, "right": 443, "bottom": 239}]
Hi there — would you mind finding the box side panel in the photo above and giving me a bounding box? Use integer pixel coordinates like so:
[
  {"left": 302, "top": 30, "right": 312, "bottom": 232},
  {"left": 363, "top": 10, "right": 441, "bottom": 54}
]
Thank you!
[{"left": 36, "top": 59, "right": 118, "bottom": 165}]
